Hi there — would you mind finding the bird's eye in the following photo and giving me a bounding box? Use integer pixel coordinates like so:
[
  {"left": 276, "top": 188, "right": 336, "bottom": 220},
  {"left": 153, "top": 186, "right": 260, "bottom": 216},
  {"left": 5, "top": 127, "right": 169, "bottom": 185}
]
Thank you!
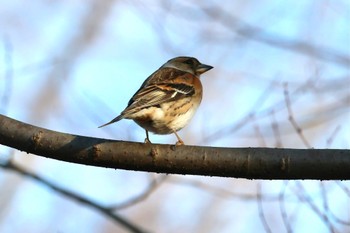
[{"left": 184, "top": 59, "right": 194, "bottom": 65}]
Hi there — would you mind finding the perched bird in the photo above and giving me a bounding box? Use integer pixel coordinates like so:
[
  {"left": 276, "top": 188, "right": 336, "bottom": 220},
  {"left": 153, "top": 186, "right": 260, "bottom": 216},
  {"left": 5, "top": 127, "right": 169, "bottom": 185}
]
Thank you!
[{"left": 99, "top": 56, "right": 213, "bottom": 145}]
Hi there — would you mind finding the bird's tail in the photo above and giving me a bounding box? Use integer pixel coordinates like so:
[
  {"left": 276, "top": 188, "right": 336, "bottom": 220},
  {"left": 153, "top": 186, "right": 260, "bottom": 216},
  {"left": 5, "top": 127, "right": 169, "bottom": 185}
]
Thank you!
[{"left": 98, "top": 115, "right": 123, "bottom": 128}]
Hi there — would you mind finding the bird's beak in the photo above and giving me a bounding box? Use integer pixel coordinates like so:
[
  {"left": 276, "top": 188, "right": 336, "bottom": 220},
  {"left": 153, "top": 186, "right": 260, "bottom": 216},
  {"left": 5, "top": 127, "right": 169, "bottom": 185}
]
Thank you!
[{"left": 196, "top": 64, "right": 213, "bottom": 74}]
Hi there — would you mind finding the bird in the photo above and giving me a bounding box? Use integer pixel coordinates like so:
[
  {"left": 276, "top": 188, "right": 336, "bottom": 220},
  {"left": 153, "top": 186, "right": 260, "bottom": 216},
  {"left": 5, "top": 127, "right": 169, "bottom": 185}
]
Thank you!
[{"left": 99, "top": 56, "right": 213, "bottom": 145}]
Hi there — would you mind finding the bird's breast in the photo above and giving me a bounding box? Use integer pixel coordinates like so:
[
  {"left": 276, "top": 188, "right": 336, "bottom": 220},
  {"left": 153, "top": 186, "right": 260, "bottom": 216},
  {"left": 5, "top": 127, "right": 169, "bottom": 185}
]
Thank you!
[{"left": 133, "top": 95, "right": 201, "bottom": 135}]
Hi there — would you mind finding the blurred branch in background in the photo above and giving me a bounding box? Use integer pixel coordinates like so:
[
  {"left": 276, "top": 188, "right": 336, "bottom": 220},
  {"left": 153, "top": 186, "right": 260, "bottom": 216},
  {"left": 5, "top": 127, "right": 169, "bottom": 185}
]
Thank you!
[
  {"left": 203, "top": 6, "right": 350, "bottom": 67},
  {"left": 0, "top": 160, "right": 148, "bottom": 233},
  {"left": 29, "top": 0, "right": 116, "bottom": 121},
  {"left": 0, "top": 37, "right": 13, "bottom": 114},
  {"left": 109, "top": 175, "right": 167, "bottom": 210},
  {"left": 284, "top": 83, "right": 311, "bottom": 148},
  {"left": 203, "top": 73, "right": 349, "bottom": 144},
  {"left": 152, "top": 2, "right": 350, "bottom": 67}
]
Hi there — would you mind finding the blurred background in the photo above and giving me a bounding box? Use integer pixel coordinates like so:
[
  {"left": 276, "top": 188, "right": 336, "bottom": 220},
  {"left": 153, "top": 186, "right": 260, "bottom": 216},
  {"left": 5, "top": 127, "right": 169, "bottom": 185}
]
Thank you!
[{"left": 0, "top": 0, "right": 349, "bottom": 232}]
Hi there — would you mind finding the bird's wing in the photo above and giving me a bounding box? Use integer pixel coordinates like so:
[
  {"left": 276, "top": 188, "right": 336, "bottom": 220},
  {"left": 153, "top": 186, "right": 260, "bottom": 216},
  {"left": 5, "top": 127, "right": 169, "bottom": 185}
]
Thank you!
[
  {"left": 121, "top": 68, "right": 196, "bottom": 115},
  {"left": 122, "top": 82, "right": 194, "bottom": 115}
]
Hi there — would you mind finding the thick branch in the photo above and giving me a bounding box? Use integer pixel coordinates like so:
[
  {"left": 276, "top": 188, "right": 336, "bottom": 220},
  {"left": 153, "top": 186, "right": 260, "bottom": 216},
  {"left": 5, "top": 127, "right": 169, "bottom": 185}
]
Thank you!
[{"left": 0, "top": 114, "right": 349, "bottom": 180}]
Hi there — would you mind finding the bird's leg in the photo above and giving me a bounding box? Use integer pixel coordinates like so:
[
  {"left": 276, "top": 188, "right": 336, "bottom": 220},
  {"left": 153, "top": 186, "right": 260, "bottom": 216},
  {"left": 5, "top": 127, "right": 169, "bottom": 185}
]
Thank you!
[
  {"left": 173, "top": 131, "right": 184, "bottom": 146},
  {"left": 144, "top": 130, "right": 152, "bottom": 144}
]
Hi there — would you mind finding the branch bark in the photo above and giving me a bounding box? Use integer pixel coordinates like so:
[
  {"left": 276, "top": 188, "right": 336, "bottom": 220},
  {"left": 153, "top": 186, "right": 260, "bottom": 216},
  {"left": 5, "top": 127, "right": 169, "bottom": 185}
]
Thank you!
[{"left": 0, "top": 114, "right": 349, "bottom": 180}]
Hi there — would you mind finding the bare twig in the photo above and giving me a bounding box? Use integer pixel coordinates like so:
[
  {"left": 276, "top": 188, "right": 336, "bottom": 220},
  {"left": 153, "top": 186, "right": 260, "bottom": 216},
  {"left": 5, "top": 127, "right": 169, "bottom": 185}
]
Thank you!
[
  {"left": 293, "top": 181, "right": 336, "bottom": 233},
  {"left": 278, "top": 181, "right": 293, "bottom": 233},
  {"left": 154, "top": 3, "right": 350, "bottom": 67},
  {"left": 257, "top": 182, "right": 272, "bottom": 233},
  {"left": 253, "top": 121, "right": 267, "bottom": 147},
  {"left": 202, "top": 5, "right": 350, "bottom": 68},
  {"left": 335, "top": 181, "right": 350, "bottom": 197},
  {"left": 329, "top": 181, "right": 350, "bottom": 226},
  {"left": 167, "top": 177, "right": 296, "bottom": 201},
  {"left": 270, "top": 110, "right": 283, "bottom": 148},
  {"left": 319, "top": 182, "right": 350, "bottom": 226},
  {"left": 203, "top": 78, "right": 276, "bottom": 143},
  {"left": 283, "top": 83, "right": 312, "bottom": 148},
  {"left": 204, "top": 74, "right": 348, "bottom": 144},
  {"left": 1, "top": 36, "right": 13, "bottom": 114},
  {"left": 30, "top": 0, "right": 116, "bottom": 120},
  {"left": 110, "top": 175, "right": 167, "bottom": 210},
  {"left": 0, "top": 160, "right": 148, "bottom": 233},
  {"left": 326, "top": 125, "right": 342, "bottom": 147}
]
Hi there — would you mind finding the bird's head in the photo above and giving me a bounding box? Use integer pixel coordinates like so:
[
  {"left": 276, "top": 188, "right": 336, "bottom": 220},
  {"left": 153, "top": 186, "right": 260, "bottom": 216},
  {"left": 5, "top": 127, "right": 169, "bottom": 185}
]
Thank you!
[{"left": 162, "top": 56, "right": 213, "bottom": 76}]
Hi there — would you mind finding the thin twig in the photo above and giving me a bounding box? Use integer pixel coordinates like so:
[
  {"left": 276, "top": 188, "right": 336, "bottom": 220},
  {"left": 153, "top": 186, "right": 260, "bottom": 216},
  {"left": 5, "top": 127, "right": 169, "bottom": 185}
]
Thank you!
[
  {"left": 253, "top": 120, "right": 267, "bottom": 147},
  {"left": 110, "top": 175, "right": 167, "bottom": 210},
  {"left": 202, "top": 5, "right": 350, "bottom": 68},
  {"left": 278, "top": 181, "right": 293, "bottom": 233},
  {"left": 0, "top": 160, "right": 148, "bottom": 233},
  {"left": 293, "top": 181, "right": 336, "bottom": 233},
  {"left": 257, "top": 182, "right": 272, "bottom": 233},
  {"left": 270, "top": 110, "right": 283, "bottom": 148},
  {"left": 335, "top": 181, "right": 350, "bottom": 197},
  {"left": 1, "top": 36, "right": 13, "bottom": 114},
  {"left": 167, "top": 177, "right": 279, "bottom": 200},
  {"left": 326, "top": 125, "right": 341, "bottom": 147},
  {"left": 283, "top": 83, "right": 311, "bottom": 148}
]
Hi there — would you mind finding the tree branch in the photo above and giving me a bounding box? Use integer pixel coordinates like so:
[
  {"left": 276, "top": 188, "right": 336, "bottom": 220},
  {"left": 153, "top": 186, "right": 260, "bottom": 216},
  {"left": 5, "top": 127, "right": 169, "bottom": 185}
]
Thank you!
[
  {"left": 0, "top": 160, "right": 148, "bottom": 233},
  {"left": 0, "top": 114, "right": 349, "bottom": 180}
]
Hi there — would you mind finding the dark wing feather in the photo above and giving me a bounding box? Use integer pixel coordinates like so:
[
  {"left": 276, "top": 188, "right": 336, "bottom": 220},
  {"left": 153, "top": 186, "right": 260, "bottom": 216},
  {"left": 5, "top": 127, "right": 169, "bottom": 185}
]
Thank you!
[
  {"left": 121, "top": 82, "right": 194, "bottom": 116},
  {"left": 166, "top": 83, "right": 194, "bottom": 95},
  {"left": 100, "top": 66, "right": 197, "bottom": 126}
]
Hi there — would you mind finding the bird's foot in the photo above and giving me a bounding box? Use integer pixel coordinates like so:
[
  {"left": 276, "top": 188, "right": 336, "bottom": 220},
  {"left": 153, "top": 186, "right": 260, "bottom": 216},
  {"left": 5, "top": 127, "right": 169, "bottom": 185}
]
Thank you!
[
  {"left": 175, "top": 139, "right": 184, "bottom": 146},
  {"left": 144, "top": 138, "right": 152, "bottom": 144}
]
